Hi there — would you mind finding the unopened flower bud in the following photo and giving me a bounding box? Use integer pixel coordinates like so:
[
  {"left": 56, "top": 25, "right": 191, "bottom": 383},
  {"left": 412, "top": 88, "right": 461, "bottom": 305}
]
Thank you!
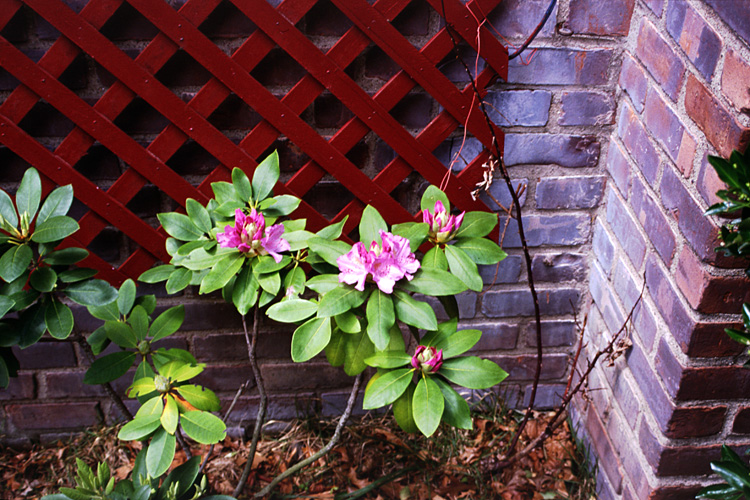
[{"left": 411, "top": 345, "right": 443, "bottom": 374}]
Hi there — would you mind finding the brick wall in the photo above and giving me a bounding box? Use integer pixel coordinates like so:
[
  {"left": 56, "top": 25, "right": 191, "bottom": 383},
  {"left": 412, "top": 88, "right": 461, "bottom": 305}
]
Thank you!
[{"left": 578, "top": 0, "right": 750, "bottom": 498}]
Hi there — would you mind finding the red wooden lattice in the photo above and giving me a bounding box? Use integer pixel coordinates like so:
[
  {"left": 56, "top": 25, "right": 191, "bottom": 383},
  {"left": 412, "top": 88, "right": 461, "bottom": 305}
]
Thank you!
[{"left": 0, "top": 0, "right": 507, "bottom": 284}]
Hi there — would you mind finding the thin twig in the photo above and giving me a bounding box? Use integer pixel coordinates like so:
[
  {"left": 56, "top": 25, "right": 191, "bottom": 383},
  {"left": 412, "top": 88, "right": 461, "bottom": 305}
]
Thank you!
[
  {"left": 233, "top": 307, "right": 267, "bottom": 498},
  {"left": 200, "top": 380, "right": 249, "bottom": 474},
  {"left": 253, "top": 373, "right": 364, "bottom": 499},
  {"left": 175, "top": 427, "right": 192, "bottom": 460},
  {"left": 74, "top": 334, "right": 133, "bottom": 421}
]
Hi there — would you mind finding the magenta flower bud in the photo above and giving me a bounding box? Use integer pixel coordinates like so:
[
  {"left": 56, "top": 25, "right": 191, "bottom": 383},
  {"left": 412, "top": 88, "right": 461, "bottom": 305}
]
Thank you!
[
  {"left": 422, "top": 201, "right": 464, "bottom": 244},
  {"left": 411, "top": 345, "right": 443, "bottom": 374}
]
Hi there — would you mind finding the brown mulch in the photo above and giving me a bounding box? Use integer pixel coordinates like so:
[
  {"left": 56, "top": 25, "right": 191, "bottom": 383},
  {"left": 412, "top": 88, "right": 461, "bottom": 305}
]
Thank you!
[{"left": 0, "top": 404, "right": 596, "bottom": 500}]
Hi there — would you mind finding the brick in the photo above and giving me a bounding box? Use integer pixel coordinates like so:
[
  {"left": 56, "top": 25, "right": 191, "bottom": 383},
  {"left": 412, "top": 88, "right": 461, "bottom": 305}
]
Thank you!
[
  {"left": 113, "top": 99, "right": 169, "bottom": 135},
  {"left": 0, "top": 373, "right": 35, "bottom": 400},
  {"left": 13, "top": 342, "right": 76, "bottom": 369},
  {"left": 685, "top": 74, "right": 750, "bottom": 158},
  {"left": 611, "top": 258, "right": 642, "bottom": 311},
  {"left": 676, "top": 364, "right": 750, "bottom": 401},
  {"left": 479, "top": 178, "right": 528, "bottom": 211},
  {"left": 193, "top": 332, "right": 293, "bottom": 362},
  {"left": 479, "top": 255, "right": 523, "bottom": 284},
  {"left": 654, "top": 338, "right": 685, "bottom": 397},
  {"left": 524, "top": 320, "right": 577, "bottom": 348},
  {"left": 536, "top": 175, "right": 607, "bottom": 209},
  {"left": 6, "top": 402, "right": 101, "bottom": 430},
  {"left": 197, "top": 1, "right": 257, "bottom": 38},
  {"left": 660, "top": 166, "right": 720, "bottom": 262},
  {"left": 606, "top": 188, "right": 647, "bottom": 269},
  {"left": 182, "top": 301, "right": 243, "bottom": 331},
  {"left": 481, "top": 288, "right": 580, "bottom": 318},
  {"left": 321, "top": 391, "right": 367, "bottom": 417},
  {"left": 589, "top": 263, "right": 626, "bottom": 334},
  {"left": 592, "top": 219, "right": 615, "bottom": 273},
  {"left": 636, "top": 20, "right": 685, "bottom": 101},
  {"left": 619, "top": 54, "right": 648, "bottom": 113},
  {"left": 392, "top": 1, "right": 430, "bottom": 36},
  {"left": 365, "top": 46, "right": 400, "bottom": 82},
  {"left": 390, "top": 93, "right": 433, "bottom": 129},
  {"left": 434, "top": 137, "right": 484, "bottom": 173},
  {"left": 664, "top": 405, "right": 726, "bottom": 438},
  {"left": 686, "top": 321, "right": 746, "bottom": 358},
  {"left": 626, "top": 342, "right": 674, "bottom": 431},
  {"left": 675, "top": 129, "right": 697, "bottom": 178},
  {"left": 45, "top": 371, "right": 106, "bottom": 399},
  {"left": 484, "top": 90, "right": 551, "bottom": 127},
  {"left": 645, "top": 254, "right": 695, "bottom": 351},
  {"left": 617, "top": 102, "right": 660, "bottom": 184},
  {"left": 490, "top": 353, "right": 568, "bottom": 381},
  {"left": 649, "top": 486, "right": 706, "bottom": 500},
  {"left": 469, "top": 322, "right": 519, "bottom": 351},
  {"left": 498, "top": 213, "right": 591, "bottom": 248},
  {"left": 607, "top": 141, "right": 631, "bottom": 198},
  {"left": 611, "top": 373, "right": 640, "bottom": 431},
  {"left": 193, "top": 365, "right": 259, "bottom": 392},
  {"left": 504, "top": 134, "right": 600, "bottom": 168},
  {"left": 262, "top": 362, "right": 355, "bottom": 392},
  {"left": 18, "top": 101, "right": 76, "bottom": 137},
  {"left": 488, "top": 0, "right": 557, "bottom": 39},
  {"left": 696, "top": 155, "right": 724, "bottom": 206},
  {"left": 507, "top": 48, "right": 613, "bottom": 85},
  {"left": 419, "top": 292, "right": 476, "bottom": 320},
  {"left": 633, "top": 300, "right": 658, "bottom": 352},
  {"left": 631, "top": 176, "right": 676, "bottom": 264},
  {"left": 559, "top": 91, "right": 615, "bottom": 126},
  {"left": 585, "top": 405, "right": 623, "bottom": 493},
  {"left": 313, "top": 93, "right": 355, "bottom": 129},
  {"left": 722, "top": 49, "right": 750, "bottom": 113},
  {"left": 675, "top": 245, "right": 750, "bottom": 314},
  {"left": 643, "top": 89, "right": 688, "bottom": 164},
  {"left": 155, "top": 51, "right": 211, "bottom": 87},
  {"left": 639, "top": 420, "right": 725, "bottom": 476},
  {"left": 521, "top": 384, "right": 565, "bottom": 409},
  {"left": 666, "top": 0, "right": 722, "bottom": 80},
  {"left": 208, "top": 95, "right": 262, "bottom": 131},
  {"left": 304, "top": 0, "right": 353, "bottom": 36},
  {"left": 225, "top": 393, "right": 317, "bottom": 424},
  {"left": 531, "top": 253, "right": 587, "bottom": 282},
  {"left": 705, "top": 0, "right": 750, "bottom": 47},
  {"left": 732, "top": 407, "right": 750, "bottom": 433},
  {"left": 569, "top": 0, "right": 634, "bottom": 36}
]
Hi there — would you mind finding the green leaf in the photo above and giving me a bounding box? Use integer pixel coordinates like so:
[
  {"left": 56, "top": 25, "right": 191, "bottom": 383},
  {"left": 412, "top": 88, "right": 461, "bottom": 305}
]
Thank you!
[
  {"left": 161, "top": 361, "right": 204, "bottom": 383},
  {"left": 17, "top": 168, "right": 42, "bottom": 221},
  {"left": 134, "top": 360, "right": 155, "bottom": 382},
  {"left": 57, "top": 268, "right": 97, "bottom": 283},
  {"left": 165, "top": 267, "right": 192, "bottom": 294},
  {"left": 391, "top": 222, "right": 429, "bottom": 252},
  {"left": 150, "top": 305, "right": 185, "bottom": 342},
  {"left": 365, "top": 351, "right": 411, "bottom": 369},
  {"left": 128, "top": 306, "right": 149, "bottom": 342},
  {"left": 105, "top": 321, "right": 139, "bottom": 349},
  {"left": 306, "top": 274, "right": 340, "bottom": 294},
  {"left": 267, "top": 298, "right": 318, "bottom": 323},
  {"left": 420, "top": 185, "right": 450, "bottom": 213},
  {"left": 711, "top": 461, "right": 750, "bottom": 492},
  {"left": 317, "top": 284, "right": 367, "bottom": 318},
  {"left": 84, "top": 351, "right": 137, "bottom": 385},
  {"left": 88, "top": 302, "right": 119, "bottom": 322},
  {"left": 29, "top": 267, "right": 57, "bottom": 293},
  {"left": 325, "top": 329, "right": 347, "bottom": 366},
  {"left": 434, "top": 378, "right": 472, "bottom": 430},
  {"left": 37, "top": 185, "right": 73, "bottom": 225},
  {"left": 422, "top": 246, "right": 448, "bottom": 270},
  {"left": 393, "top": 290, "right": 438, "bottom": 331},
  {"left": 0, "top": 244, "right": 32, "bottom": 282},
  {"left": 185, "top": 198, "right": 212, "bottom": 234},
  {"left": 176, "top": 385, "right": 221, "bottom": 412},
  {"left": 445, "top": 245, "right": 483, "bottom": 292},
  {"left": 308, "top": 237, "right": 351, "bottom": 266},
  {"left": 283, "top": 266, "right": 306, "bottom": 297},
  {"left": 138, "top": 265, "right": 175, "bottom": 284},
  {"left": 362, "top": 367, "right": 413, "bottom": 409},
  {"left": 264, "top": 195, "right": 301, "bottom": 217},
  {"left": 366, "top": 289, "right": 394, "bottom": 350},
  {"left": 45, "top": 298, "right": 73, "bottom": 339},
  {"left": 284, "top": 229, "right": 314, "bottom": 252},
  {"left": 291, "top": 317, "right": 331, "bottom": 362},
  {"left": 232, "top": 266, "right": 258, "bottom": 315},
  {"left": 454, "top": 211, "right": 497, "bottom": 239},
  {"left": 18, "top": 303, "right": 46, "bottom": 348},
  {"left": 146, "top": 428, "right": 176, "bottom": 477},
  {"left": 180, "top": 410, "right": 226, "bottom": 444},
  {"left": 199, "top": 253, "right": 244, "bottom": 294},
  {"left": 343, "top": 330, "right": 375, "bottom": 376},
  {"left": 160, "top": 456, "right": 202, "bottom": 500},
  {"left": 359, "top": 205, "right": 387, "bottom": 246},
  {"left": 253, "top": 255, "right": 291, "bottom": 274},
  {"left": 118, "top": 279, "right": 136, "bottom": 316},
  {"left": 161, "top": 394, "right": 179, "bottom": 434},
  {"left": 256, "top": 269, "right": 281, "bottom": 295},
  {"left": 128, "top": 377, "right": 157, "bottom": 398},
  {"left": 31, "top": 216, "right": 79, "bottom": 243},
  {"left": 454, "top": 237, "right": 507, "bottom": 265},
  {"left": 231, "top": 167, "right": 253, "bottom": 203},
  {"left": 393, "top": 383, "right": 419, "bottom": 433},
  {"left": 0, "top": 295, "right": 14, "bottom": 318},
  {"left": 118, "top": 414, "right": 161, "bottom": 441},
  {"left": 252, "top": 151, "right": 280, "bottom": 202},
  {"left": 400, "top": 268, "right": 468, "bottom": 296},
  {"left": 64, "top": 279, "right": 117, "bottom": 306},
  {"left": 439, "top": 356, "right": 508, "bottom": 389},
  {"left": 135, "top": 395, "right": 164, "bottom": 419},
  {"left": 42, "top": 247, "right": 88, "bottom": 266},
  {"left": 334, "top": 310, "right": 361, "bottom": 333},
  {"left": 0, "top": 189, "right": 18, "bottom": 229},
  {"left": 413, "top": 375, "right": 444, "bottom": 436},
  {"left": 87, "top": 326, "right": 108, "bottom": 355}
]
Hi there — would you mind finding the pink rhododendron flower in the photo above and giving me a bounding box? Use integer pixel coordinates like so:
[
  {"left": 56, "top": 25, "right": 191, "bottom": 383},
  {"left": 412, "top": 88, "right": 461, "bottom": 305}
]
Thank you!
[
  {"left": 336, "top": 230, "right": 420, "bottom": 294},
  {"left": 422, "top": 200, "right": 464, "bottom": 244},
  {"left": 217, "top": 208, "right": 290, "bottom": 262},
  {"left": 411, "top": 345, "right": 443, "bottom": 373}
]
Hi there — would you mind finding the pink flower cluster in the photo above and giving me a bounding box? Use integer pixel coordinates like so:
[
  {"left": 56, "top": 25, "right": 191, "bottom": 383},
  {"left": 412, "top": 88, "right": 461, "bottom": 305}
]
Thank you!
[
  {"left": 217, "top": 208, "right": 290, "bottom": 263},
  {"left": 422, "top": 200, "right": 464, "bottom": 244},
  {"left": 411, "top": 345, "right": 443, "bottom": 373},
  {"left": 337, "top": 230, "right": 420, "bottom": 294}
]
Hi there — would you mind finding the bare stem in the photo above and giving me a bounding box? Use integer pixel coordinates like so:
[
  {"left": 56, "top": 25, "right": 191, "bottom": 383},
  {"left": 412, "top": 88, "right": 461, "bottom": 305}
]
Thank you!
[
  {"left": 200, "top": 380, "right": 249, "bottom": 474},
  {"left": 233, "top": 307, "right": 267, "bottom": 498},
  {"left": 74, "top": 334, "right": 133, "bottom": 421},
  {"left": 253, "top": 373, "right": 363, "bottom": 499},
  {"left": 175, "top": 427, "right": 192, "bottom": 460}
]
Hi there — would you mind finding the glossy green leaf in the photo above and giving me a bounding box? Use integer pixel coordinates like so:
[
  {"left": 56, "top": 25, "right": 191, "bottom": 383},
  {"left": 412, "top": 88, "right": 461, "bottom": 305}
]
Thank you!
[
  {"left": 176, "top": 384, "right": 221, "bottom": 412},
  {"left": 45, "top": 298, "right": 73, "bottom": 339},
  {"left": 37, "top": 185, "right": 73, "bottom": 225},
  {"left": 253, "top": 255, "right": 291, "bottom": 274},
  {"left": 16, "top": 168, "right": 41, "bottom": 221},
  {"left": 325, "top": 329, "right": 347, "bottom": 367},
  {"left": 391, "top": 222, "right": 429, "bottom": 252},
  {"left": 445, "top": 245, "right": 483, "bottom": 292},
  {"left": 161, "top": 456, "right": 202, "bottom": 500},
  {"left": 316, "top": 216, "right": 348, "bottom": 240},
  {"left": 118, "top": 414, "right": 161, "bottom": 441},
  {"left": 161, "top": 361, "right": 204, "bottom": 383},
  {"left": 0, "top": 190, "right": 18, "bottom": 228},
  {"left": 343, "top": 329, "right": 375, "bottom": 376},
  {"left": 135, "top": 395, "right": 164, "bottom": 419},
  {"left": 267, "top": 298, "right": 318, "bottom": 323},
  {"left": 420, "top": 185, "right": 449, "bottom": 213},
  {"left": 117, "top": 279, "right": 136, "bottom": 316},
  {"left": 138, "top": 265, "right": 175, "bottom": 284},
  {"left": 359, "top": 205, "right": 387, "bottom": 246},
  {"left": 165, "top": 267, "right": 192, "bottom": 294},
  {"left": 157, "top": 212, "right": 203, "bottom": 242},
  {"left": 393, "top": 290, "right": 438, "bottom": 331},
  {"left": 88, "top": 301, "right": 119, "bottom": 322},
  {"left": 264, "top": 195, "right": 300, "bottom": 217},
  {"left": 252, "top": 151, "right": 279, "bottom": 202},
  {"left": 306, "top": 274, "right": 340, "bottom": 294},
  {"left": 334, "top": 310, "right": 361, "bottom": 333},
  {"left": 146, "top": 428, "right": 176, "bottom": 477},
  {"left": 0, "top": 295, "right": 14, "bottom": 318},
  {"left": 400, "top": 268, "right": 469, "bottom": 296},
  {"left": 362, "top": 367, "right": 413, "bottom": 409},
  {"left": 200, "top": 253, "right": 244, "bottom": 294},
  {"left": 393, "top": 383, "right": 419, "bottom": 433},
  {"left": 366, "top": 289, "right": 394, "bottom": 350},
  {"left": 87, "top": 326, "right": 108, "bottom": 355},
  {"left": 438, "top": 329, "right": 481, "bottom": 359},
  {"left": 42, "top": 247, "right": 88, "bottom": 266},
  {"left": 422, "top": 246, "right": 448, "bottom": 270},
  {"left": 231, "top": 168, "right": 253, "bottom": 203},
  {"left": 317, "top": 284, "right": 367, "bottom": 318},
  {"left": 454, "top": 237, "right": 507, "bottom": 265},
  {"left": 18, "top": 303, "right": 46, "bottom": 348},
  {"left": 439, "top": 356, "right": 508, "bottom": 389},
  {"left": 308, "top": 237, "right": 351, "bottom": 267},
  {"left": 291, "top": 317, "right": 331, "bottom": 362},
  {"left": 84, "top": 351, "right": 137, "bottom": 385},
  {"left": 128, "top": 306, "right": 149, "bottom": 342},
  {"left": 0, "top": 244, "right": 32, "bottom": 283},
  {"left": 29, "top": 267, "right": 57, "bottom": 293},
  {"left": 257, "top": 269, "right": 281, "bottom": 295},
  {"left": 128, "top": 377, "right": 157, "bottom": 398},
  {"left": 57, "top": 268, "right": 97, "bottom": 283},
  {"left": 134, "top": 360, "right": 155, "bottom": 382},
  {"left": 364, "top": 351, "right": 411, "bottom": 369},
  {"left": 105, "top": 321, "right": 139, "bottom": 349},
  {"left": 434, "top": 378, "right": 472, "bottom": 430},
  {"left": 161, "top": 394, "right": 179, "bottom": 434},
  {"left": 413, "top": 375, "right": 444, "bottom": 436},
  {"left": 150, "top": 305, "right": 185, "bottom": 342},
  {"left": 64, "top": 279, "right": 117, "bottom": 306},
  {"left": 283, "top": 266, "right": 306, "bottom": 297},
  {"left": 711, "top": 461, "right": 750, "bottom": 492},
  {"left": 31, "top": 216, "right": 79, "bottom": 243},
  {"left": 454, "top": 211, "right": 497, "bottom": 239},
  {"left": 180, "top": 410, "right": 226, "bottom": 444}
]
